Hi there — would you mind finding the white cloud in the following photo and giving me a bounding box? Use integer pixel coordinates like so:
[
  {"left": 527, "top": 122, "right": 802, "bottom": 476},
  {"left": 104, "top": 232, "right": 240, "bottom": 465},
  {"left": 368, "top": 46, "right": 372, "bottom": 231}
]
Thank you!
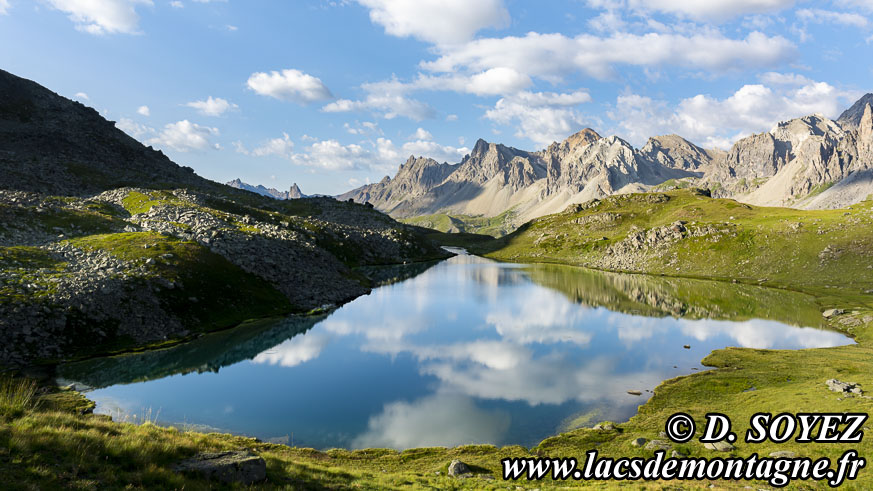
[
  {"left": 185, "top": 96, "right": 238, "bottom": 116},
  {"left": 344, "top": 121, "right": 382, "bottom": 135},
  {"left": 116, "top": 118, "right": 154, "bottom": 140},
  {"left": 834, "top": 0, "right": 873, "bottom": 13},
  {"left": 136, "top": 105, "right": 150, "bottom": 116},
  {"left": 74, "top": 92, "right": 89, "bottom": 100},
  {"left": 246, "top": 69, "right": 333, "bottom": 103},
  {"left": 424, "top": 31, "right": 796, "bottom": 80},
  {"left": 796, "top": 8, "right": 869, "bottom": 28},
  {"left": 147, "top": 120, "right": 219, "bottom": 151},
  {"left": 624, "top": 0, "right": 797, "bottom": 20},
  {"left": 0, "top": 0, "right": 9, "bottom": 15},
  {"left": 446, "top": 114, "right": 458, "bottom": 121},
  {"left": 323, "top": 78, "right": 435, "bottom": 120},
  {"left": 356, "top": 0, "right": 510, "bottom": 45},
  {"left": 324, "top": 68, "right": 532, "bottom": 121},
  {"left": 240, "top": 133, "right": 467, "bottom": 171},
  {"left": 609, "top": 80, "right": 859, "bottom": 149},
  {"left": 252, "top": 132, "right": 295, "bottom": 159},
  {"left": 409, "top": 127, "right": 433, "bottom": 141},
  {"left": 170, "top": 0, "right": 183, "bottom": 7},
  {"left": 485, "top": 90, "right": 592, "bottom": 147},
  {"left": 46, "top": 0, "right": 154, "bottom": 35}
]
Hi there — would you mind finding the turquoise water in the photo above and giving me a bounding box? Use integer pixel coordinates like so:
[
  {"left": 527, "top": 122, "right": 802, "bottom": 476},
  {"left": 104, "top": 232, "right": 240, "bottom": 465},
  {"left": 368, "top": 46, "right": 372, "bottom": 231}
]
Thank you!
[{"left": 60, "top": 251, "right": 852, "bottom": 450}]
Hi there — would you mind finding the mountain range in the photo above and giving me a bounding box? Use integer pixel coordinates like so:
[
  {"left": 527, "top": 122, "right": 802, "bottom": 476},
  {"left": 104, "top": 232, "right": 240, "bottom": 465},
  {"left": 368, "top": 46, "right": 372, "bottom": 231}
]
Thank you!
[
  {"left": 339, "top": 95, "right": 873, "bottom": 233},
  {"left": 226, "top": 179, "right": 307, "bottom": 200}
]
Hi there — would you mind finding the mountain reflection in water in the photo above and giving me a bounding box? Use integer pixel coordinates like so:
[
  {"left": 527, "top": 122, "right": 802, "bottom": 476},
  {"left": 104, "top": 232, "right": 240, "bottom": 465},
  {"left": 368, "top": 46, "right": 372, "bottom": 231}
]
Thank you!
[{"left": 59, "top": 252, "right": 851, "bottom": 450}]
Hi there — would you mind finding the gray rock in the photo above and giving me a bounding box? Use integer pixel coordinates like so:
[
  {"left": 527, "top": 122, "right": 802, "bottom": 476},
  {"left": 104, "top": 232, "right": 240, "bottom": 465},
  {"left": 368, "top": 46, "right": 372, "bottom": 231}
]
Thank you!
[
  {"left": 448, "top": 459, "right": 471, "bottom": 477},
  {"left": 769, "top": 451, "right": 797, "bottom": 458},
  {"left": 826, "top": 379, "right": 863, "bottom": 395},
  {"left": 703, "top": 441, "right": 735, "bottom": 452},
  {"left": 630, "top": 437, "right": 647, "bottom": 447},
  {"left": 823, "top": 309, "right": 845, "bottom": 319},
  {"left": 645, "top": 440, "right": 672, "bottom": 451},
  {"left": 627, "top": 390, "right": 643, "bottom": 396},
  {"left": 175, "top": 451, "right": 266, "bottom": 484}
]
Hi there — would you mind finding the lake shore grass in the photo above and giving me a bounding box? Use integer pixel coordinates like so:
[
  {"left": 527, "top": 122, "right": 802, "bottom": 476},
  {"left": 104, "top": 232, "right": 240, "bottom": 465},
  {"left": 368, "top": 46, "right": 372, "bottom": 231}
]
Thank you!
[{"left": 3, "top": 190, "right": 873, "bottom": 488}]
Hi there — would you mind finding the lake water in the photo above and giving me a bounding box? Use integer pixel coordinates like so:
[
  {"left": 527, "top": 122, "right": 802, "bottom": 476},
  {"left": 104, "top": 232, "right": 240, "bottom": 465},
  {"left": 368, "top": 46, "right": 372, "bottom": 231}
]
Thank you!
[{"left": 58, "top": 250, "right": 852, "bottom": 450}]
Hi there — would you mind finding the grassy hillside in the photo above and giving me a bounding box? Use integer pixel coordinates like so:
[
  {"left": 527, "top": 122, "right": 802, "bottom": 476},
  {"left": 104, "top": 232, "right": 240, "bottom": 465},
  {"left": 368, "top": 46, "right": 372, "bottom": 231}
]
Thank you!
[
  {"left": 478, "top": 189, "right": 873, "bottom": 302},
  {"left": 400, "top": 208, "right": 517, "bottom": 237}
]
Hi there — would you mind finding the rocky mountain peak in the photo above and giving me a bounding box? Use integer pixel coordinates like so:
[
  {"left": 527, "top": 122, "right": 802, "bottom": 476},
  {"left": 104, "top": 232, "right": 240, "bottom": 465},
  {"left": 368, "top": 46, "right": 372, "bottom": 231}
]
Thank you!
[
  {"left": 641, "top": 134, "right": 715, "bottom": 171},
  {"left": 563, "top": 128, "right": 601, "bottom": 149},
  {"left": 838, "top": 93, "right": 873, "bottom": 130},
  {"left": 288, "top": 183, "right": 303, "bottom": 199}
]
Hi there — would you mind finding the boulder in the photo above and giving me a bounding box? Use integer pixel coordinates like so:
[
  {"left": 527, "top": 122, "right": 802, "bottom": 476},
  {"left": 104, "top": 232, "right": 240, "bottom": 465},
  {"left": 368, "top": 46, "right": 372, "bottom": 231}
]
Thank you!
[
  {"left": 769, "top": 451, "right": 797, "bottom": 458},
  {"left": 703, "top": 441, "right": 735, "bottom": 452},
  {"left": 823, "top": 309, "right": 845, "bottom": 319},
  {"left": 447, "top": 459, "right": 471, "bottom": 477},
  {"left": 630, "top": 437, "right": 647, "bottom": 447},
  {"left": 645, "top": 440, "right": 672, "bottom": 451},
  {"left": 175, "top": 451, "right": 266, "bottom": 484}
]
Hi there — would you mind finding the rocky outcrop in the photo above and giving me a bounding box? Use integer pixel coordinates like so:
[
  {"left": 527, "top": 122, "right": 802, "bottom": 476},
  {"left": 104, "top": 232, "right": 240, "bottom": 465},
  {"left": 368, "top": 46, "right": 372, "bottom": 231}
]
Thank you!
[
  {"left": 838, "top": 93, "right": 873, "bottom": 130},
  {"left": 175, "top": 451, "right": 266, "bottom": 484}
]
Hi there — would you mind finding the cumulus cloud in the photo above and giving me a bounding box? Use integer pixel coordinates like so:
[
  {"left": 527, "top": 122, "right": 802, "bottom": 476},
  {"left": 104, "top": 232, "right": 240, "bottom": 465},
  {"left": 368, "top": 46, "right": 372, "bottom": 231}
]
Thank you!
[
  {"left": 423, "top": 31, "right": 796, "bottom": 80},
  {"left": 409, "top": 127, "right": 433, "bottom": 141},
  {"left": 246, "top": 69, "right": 333, "bottom": 103},
  {"left": 116, "top": 118, "right": 154, "bottom": 140},
  {"left": 609, "top": 79, "right": 859, "bottom": 149},
  {"left": 834, "top": 0, "right": 873, "bottom": 12},
  {"left": 796, "top": 8, "right": 869, "bottom": 28},
  {"left": 185, "top": 96, "right": 238, "bottom": 116},
  {"left": 147, "top": 120, "right": 219, "bottom": 151},
  {"left": 0, "top": 0, "right": 9, "bottom": 15},
  {"left": 46, "top": 0, "right": 153, "bottom": 35},
  {"left": 74, "top": 92, "right": 89, "bottom": 100},
  {"left": 356, "top": 0, "right": 510, "bottom": 45},
  {"left": 485, "top": 90, "right": 593, "bottom": 147},
  {"left": 136, "top": 105, "right": 150, "bottom": 116},
  {"left": 323, "top": 78, "right": 435, "bottom": 120},
  {"left": 252, "top": 132, "right": 295, "bottom": 159}
]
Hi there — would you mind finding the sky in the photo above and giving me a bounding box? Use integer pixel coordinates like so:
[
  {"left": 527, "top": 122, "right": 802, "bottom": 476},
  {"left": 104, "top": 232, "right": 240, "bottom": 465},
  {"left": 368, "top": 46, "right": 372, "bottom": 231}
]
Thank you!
[{"left": 1, "top": 1, "right": 871, "bottom": 195}]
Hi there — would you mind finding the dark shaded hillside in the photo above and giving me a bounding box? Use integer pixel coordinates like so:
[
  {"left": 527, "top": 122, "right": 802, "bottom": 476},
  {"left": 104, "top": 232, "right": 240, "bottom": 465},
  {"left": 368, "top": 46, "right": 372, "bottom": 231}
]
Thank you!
[{"left": 0, "top": 69, "right": 213, "bottom": 195}]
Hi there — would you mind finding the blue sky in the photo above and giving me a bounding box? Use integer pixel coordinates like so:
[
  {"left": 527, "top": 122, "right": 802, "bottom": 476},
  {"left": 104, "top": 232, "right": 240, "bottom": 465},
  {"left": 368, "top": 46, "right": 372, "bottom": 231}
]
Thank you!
[{"left": 1, "top": 0, "right": 871, "bottom": 195}]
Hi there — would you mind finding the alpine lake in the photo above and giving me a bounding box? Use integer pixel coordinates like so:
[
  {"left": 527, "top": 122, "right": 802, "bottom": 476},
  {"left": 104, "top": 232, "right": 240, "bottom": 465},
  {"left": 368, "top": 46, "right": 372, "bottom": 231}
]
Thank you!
[{"left": 57, "top": 249, "right": 852, "bottom": 451}]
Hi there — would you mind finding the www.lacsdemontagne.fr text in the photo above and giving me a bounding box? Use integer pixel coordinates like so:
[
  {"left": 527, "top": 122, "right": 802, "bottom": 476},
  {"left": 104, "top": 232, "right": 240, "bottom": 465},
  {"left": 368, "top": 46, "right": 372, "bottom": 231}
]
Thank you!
[{"left": 502, "top": 450, "right": 865, "bottom": 487}]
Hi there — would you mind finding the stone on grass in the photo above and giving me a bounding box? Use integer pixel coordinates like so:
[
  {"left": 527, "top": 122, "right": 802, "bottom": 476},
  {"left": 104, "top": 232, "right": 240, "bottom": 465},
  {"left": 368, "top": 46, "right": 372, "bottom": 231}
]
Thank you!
[
  {"left": 769, "top": 451, "right": 797, "bottom": 458},
  {"left": 630, "top": 437, "right": 647, "bottom": 447},
  {"left": 448, "top": 459, "right": 471, "bottom": 477},
  {"left": 823, "top": 309, "right": 845, "bottom": 319},
  {"left": 175, "top": 451, "right": 266, "bottom": 485},
  {"left": 645, "top": 440, "right": 672, "bottom": 451},
  {"left": 703, "top": 441, "right": 735, "bottom": 452}
]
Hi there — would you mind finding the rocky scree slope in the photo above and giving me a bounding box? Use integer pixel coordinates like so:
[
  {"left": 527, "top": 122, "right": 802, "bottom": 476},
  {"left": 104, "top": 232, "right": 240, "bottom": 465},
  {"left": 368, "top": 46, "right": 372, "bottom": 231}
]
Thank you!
[{"left": 0, "top": 69, "right": 449, "bottom": 367}]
